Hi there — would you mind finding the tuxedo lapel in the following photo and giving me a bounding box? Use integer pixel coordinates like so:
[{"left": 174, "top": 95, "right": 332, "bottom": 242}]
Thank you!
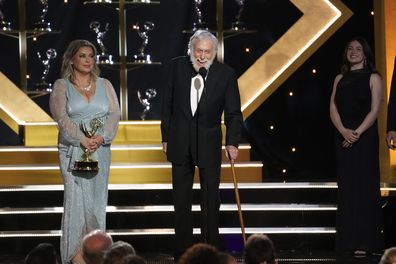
[
  {"left": 180, "top": 59, "right": 195, "bottom": 118},
  {"left": 199, "top": 61, "right": 219, "bottom": 106}
]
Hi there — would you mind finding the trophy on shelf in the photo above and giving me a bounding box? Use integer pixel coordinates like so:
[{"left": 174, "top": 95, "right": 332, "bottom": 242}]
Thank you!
[
  {"left": 90, "top": 21, "right": 113, "bottom": 64},
  {"left": 137, "top": 88, "right": 157, "bottom": 120},
  {"left": 132, "top": 21, "right": 155, "bottom": 63},
  {"left": 34, "top": 0, "right": 51, "bottom": 31},
  {"left": 73, "top": 118, "right": 103, "bottom": 172},
  {"left": 231, "top": 0, "right": 246, "bottom": 31},
  {"left": 193, "top": 0, "right": 208, "bottom": 31},
  {"left": 35, "top": 48, "right": 57, "bottom": 93},
  {"left": 0, "top": 0, "right": 11, "bottom": 31}
]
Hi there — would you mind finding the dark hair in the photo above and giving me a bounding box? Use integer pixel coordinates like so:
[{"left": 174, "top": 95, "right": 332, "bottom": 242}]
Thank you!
[
  {"left": 24, "top": 243, "right": 58, "bottom": 264},
  {"left": 244, "top": 234, "right": 276, "bottom": 264},
  {"left": 340, "top": 36, "right": 377, "bottom": 74},
  {"left": 123, "top": 254, "right": 147, "bottom": 264},
  {"left": 178, "top": 243, "right": 220, "bottom": 264},
  {"left": 103, "top": 241, "right": 136, "bottom": 264},
  {"left": 218, "top": 252, "right": 236, "bottom": 264},
  {"left": 380, "top": 247, "right": 396, "bottom": 264}
]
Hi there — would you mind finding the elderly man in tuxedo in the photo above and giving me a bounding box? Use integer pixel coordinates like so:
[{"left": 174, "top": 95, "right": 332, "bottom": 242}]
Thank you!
[{"left": 161, "top": 29, "right": 243, "bottom": 258}]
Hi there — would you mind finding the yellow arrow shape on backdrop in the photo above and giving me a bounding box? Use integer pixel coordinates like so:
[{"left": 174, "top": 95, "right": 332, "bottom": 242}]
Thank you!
[
  {"left": 0, "top": 0, "right": 352, "bottom": 142},
  {"left": 0, "top": 72, "right": 53, "bottom": 134},
  {"left": 239, "top": 0, "right": 352, "bottom": 119}
]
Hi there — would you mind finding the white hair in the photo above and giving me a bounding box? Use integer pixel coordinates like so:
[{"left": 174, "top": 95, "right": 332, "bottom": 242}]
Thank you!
[{"left": 187, "top": 30, "right": 218, "bottom": 55}]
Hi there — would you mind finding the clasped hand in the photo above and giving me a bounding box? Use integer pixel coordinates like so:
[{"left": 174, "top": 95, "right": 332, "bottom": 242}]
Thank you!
[
  {"left": 342, "top": 129, "right": 359, "bottom": 148},
  {"left": 81, "top": 135, "right": 104, "bottom": 152}
]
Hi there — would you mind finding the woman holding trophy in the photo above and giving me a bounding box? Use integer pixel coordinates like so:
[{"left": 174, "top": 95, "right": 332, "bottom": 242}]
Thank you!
[{"left": 49, "top": 39, "right": 120, "bottom": 264}]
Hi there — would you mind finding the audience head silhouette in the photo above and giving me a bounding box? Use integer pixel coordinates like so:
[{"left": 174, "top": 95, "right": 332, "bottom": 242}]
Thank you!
[
  {"left": 123, "top": 254, "right": 147, "bottom": 264},
  {"left": 218, "top": 252, "right": 237, "bottom": 264},
  {"left": 82, "top": 229, "right": 113, "bottom": 264},
  {"left": 103, "top": 241, "right": 136, "bottom": 264},
  {"left": 244, "top": 234, "right": 277, "bottom": 264},
  {"left": 24, "top": 243, "right": 58, "bottom": 264},
  {"left": 380, "top": 247, "right": 396, "bottom": 264},
  {"left": 178, "top": 243, "right": 220, "bottom": 264}
]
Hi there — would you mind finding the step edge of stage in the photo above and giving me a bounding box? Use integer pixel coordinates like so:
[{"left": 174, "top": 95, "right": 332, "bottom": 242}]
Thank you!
[
  {"left": 0, "top": 203, "right": 338, "bottom": 214},
  {"left": 0, "top": 182, "right": 339, "bottom": 191},
  {"left": 0, "top": 227, "right": 336, "bottom": 238}
]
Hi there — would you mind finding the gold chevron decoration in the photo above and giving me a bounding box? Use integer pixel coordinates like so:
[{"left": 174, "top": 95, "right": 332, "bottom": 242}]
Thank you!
[
  {"left": 239, "top": 0, "right": 353, "bottom": 119},
  {"left": 0, "top": 0, "right": 352, "bottom": 146},
  {"left": 0, "top": 72, "right": 53, "bottom": 134}
]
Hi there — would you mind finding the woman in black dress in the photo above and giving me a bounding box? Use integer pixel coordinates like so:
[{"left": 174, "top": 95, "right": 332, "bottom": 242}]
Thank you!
[{"left": 330, "top": 37, "right": 383, "bottom": 256}]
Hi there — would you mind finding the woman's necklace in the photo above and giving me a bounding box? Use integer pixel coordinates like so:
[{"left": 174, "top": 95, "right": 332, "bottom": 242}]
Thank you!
[
  {"left": 75, "top": 79, "right": 92, "bottom": 92},
  {"left": 81, "top": 82, "right": 92, "bottom": 92}
]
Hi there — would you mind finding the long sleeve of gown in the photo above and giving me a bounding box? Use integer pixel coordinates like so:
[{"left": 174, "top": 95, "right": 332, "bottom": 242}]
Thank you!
[
  {"left": 49, "top": 79, "right": 83, "bottom": 146},
  {"left": 101, "top": 78, "right": 121, "bottom": 145}
]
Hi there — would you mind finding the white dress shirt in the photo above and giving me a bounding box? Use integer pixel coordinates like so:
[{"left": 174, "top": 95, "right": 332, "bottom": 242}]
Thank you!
[{"left": 190, "top": 74, "right": 204, "bottom": 115}]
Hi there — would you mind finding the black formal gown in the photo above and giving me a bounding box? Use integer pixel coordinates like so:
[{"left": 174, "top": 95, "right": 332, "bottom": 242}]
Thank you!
[{"left": 334, "top": 68, "right": 383, "bottom": 254}]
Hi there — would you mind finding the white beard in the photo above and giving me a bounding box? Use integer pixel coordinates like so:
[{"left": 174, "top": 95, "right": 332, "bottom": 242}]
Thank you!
[{"left": 190, "top": 53, "right": 214, "bottom": 72}]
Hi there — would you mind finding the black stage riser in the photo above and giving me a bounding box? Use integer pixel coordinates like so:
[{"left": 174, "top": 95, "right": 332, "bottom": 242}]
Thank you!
[
  {"left": 0, "top": 211, "right": 336, "bottom": 230},
  {"left": 0, "top": 188, "right": 338, "bottom": 207}
]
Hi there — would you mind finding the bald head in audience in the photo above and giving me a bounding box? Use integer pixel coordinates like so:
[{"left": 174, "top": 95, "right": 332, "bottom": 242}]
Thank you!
[{"left": 82, "top": 230, "right": 113, "bottom": 264}]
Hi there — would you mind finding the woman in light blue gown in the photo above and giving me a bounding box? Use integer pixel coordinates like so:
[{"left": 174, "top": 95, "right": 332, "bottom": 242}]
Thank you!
[{"left": 49, "top": 39, "right": 120, "bottom": 264}]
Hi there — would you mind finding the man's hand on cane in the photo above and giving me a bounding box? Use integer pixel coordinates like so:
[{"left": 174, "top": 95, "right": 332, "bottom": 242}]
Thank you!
[{"left": 225, "top": 145, "right": 238, "bottom": 163}]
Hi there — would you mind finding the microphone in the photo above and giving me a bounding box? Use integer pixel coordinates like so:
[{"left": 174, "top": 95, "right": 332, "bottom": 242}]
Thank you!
[{"left": 198, "top": 67, "right": 207, "bottom": 79}]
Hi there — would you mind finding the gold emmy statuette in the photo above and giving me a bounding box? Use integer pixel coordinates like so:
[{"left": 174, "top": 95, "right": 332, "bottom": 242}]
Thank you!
[{"left": 73, "top": 118, "right": 103, "bottom": 172}]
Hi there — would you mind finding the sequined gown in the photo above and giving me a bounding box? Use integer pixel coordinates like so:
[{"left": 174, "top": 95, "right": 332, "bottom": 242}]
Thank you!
[
  {"left": 49, "top": 78, "right": 120, "bottom": 264},
  {"left": 334, "top": 69, "right": 383, "bottom": 254}
]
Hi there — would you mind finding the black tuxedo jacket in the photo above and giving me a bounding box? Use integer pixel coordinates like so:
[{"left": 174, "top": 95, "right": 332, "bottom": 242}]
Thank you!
[
  {"left": 161, "top": 56, "right": 242, "bottom": 168},
  {"left": 387, "top": 56, "right": 396, "bottom": 132}
]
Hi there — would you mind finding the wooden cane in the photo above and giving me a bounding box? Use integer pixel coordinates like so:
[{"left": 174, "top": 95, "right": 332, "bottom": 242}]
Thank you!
[{"left": 230, "top": 160, "right": 247, "bottom": 244}]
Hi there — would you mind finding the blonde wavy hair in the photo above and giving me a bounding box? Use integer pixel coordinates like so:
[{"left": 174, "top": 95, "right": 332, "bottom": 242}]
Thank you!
[
  {"left": 60, "top": 39, "right": 100, "bottom": 82},
  {"left": 380, "top": 247, "right": 396, "bottom": 264}
]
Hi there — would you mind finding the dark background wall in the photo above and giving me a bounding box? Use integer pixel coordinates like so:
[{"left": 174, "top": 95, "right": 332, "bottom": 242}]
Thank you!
[{"left": 0, "top": 0, "right": 375, "bottom": 181}]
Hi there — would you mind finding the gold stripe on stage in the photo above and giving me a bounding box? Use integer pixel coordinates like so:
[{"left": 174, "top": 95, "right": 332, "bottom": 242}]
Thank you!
[
  {"left": 0, "top": 72, "right": 53, "bottom": 134},
  {"left": 239, "top": 0, "right": 353, "bottom": 119},
  {"left": 23, "top": 122, "right": 232, "bottom": 147},
  {"left": 24, "top": 121, "right": 163, "bottom": 147}
]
